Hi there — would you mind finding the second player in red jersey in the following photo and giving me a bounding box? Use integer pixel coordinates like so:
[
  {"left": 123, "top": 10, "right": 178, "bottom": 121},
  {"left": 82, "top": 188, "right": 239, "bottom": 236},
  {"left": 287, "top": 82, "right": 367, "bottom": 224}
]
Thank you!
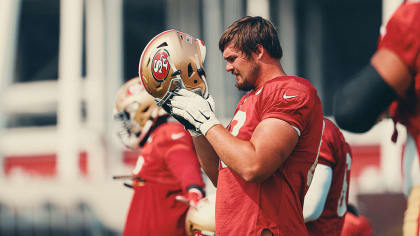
[
  {"left": 113, "top": 78, "right": 205, "bottom": 236},
  {"left": 124, "top": 122, "right": 205, "bottom": 236},
  {"left": 304, "top": 118, "right": 352, "bottom": 235}
]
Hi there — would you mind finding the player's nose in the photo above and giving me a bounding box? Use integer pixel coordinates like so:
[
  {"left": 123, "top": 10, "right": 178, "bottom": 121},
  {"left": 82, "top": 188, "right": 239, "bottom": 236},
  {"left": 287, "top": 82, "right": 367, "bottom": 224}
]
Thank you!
[{"left": 225, "top": 63, "right": 233, "bottom": 72}]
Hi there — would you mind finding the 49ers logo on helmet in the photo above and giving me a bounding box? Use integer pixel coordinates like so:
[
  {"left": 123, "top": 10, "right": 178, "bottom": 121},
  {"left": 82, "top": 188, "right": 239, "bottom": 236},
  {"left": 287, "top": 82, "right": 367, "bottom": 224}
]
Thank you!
[
  {"left": 151, "top": 49, "right": 170, "bottom": 82},
  {"left": 192, "top": 231, "right": 206, "bottom": 236}
]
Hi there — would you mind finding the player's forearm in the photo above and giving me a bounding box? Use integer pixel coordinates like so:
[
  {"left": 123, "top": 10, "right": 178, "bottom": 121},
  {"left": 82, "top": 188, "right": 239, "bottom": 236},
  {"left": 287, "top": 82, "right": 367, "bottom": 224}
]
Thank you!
[
  {"left": 303, "top": 164, "right": 332, "bottom": 222},
  {"left": 165, "top": 148, "right": 205, "bottom": 190},
  {"left": 205, "top": 125, "right": 269, "bottom": 182},
  {"left": 192, "top": 135, "right": 220, "bottom": 187}
]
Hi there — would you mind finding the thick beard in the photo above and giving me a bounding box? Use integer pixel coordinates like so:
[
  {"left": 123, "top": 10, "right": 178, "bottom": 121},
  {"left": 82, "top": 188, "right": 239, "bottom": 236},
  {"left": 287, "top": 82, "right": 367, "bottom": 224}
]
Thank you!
[{"left": 236, "top": 63, "right": 260, "bottom": 91}]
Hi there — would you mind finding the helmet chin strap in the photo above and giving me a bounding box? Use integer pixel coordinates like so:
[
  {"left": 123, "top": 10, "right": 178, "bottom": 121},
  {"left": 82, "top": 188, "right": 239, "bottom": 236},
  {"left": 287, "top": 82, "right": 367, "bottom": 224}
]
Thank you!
[
  {"left": 137, "top": 109, "right": 158, "bottom": 143},
  {"left": 155, "top": 76, "right": 185, "bottom": 106},
  {"left": 194, "top": 53, "right": 209, "bottom": 99}
]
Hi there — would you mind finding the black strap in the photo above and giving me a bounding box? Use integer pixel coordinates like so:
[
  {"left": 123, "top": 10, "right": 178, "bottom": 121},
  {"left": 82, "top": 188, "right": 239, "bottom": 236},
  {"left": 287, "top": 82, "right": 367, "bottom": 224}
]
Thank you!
[{"left": 333, "top": 64, "right": 397, "bottom": 133}]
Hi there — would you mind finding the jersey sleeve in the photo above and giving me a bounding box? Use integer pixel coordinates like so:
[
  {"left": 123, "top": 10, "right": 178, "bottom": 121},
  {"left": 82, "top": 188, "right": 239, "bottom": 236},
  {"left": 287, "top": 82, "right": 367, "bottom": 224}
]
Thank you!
[
  {"left": 161, "top": 127, "right": 205, "bottom": 192},
  {"left": 379, "top": 4, "right": 420, "bottom": 72},
  {"left": 257, "top": 85, "right": 314, "bottom": 136}
]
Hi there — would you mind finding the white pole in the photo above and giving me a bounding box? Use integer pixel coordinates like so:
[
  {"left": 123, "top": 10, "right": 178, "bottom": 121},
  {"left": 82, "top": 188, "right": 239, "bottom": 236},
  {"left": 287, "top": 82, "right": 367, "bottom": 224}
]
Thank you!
[
  {"left": 0, "top": 0, "right": 21, "bottom": 89},
  {"left": 0, "top": 0, "right": 22, "bottom": 178},
  {"left": 57, "top": 0, "right": 84, "bottom": 180},
  {"left": 85, "top": 0, "right": 106, "bottom": 180},
  {"left": 202, "top": 0, "right": 226, "bottom": 118},
  {"left": 246, "top": 0, "right": 269, "bottom": 19},
  {"left": 277, "top": 0, "right": 297, "bottom": 76},
  {"left": 105, "top": 0, "right": 124, "bottom": 174}
]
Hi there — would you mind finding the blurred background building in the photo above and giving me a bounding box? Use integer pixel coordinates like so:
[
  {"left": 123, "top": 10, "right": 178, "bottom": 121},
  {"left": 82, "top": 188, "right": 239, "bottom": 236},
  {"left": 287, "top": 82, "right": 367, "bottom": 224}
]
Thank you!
[{"left": 0, "top": 0, "right": 412, "bottom": 235}]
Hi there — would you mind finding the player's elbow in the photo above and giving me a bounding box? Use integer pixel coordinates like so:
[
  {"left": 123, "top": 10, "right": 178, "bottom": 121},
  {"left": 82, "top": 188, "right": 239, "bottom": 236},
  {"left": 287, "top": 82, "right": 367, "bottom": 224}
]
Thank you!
[
  {"left": 333, "top": 87, "right": 377, "bottom": 133},
  {"left": 304, "top": 211, "right": 321, "bottom": 223},
  {"left": 303, "top": 204, "right": 323, "bottom": 223},
  {"left": 333, "top": 98, "right": 376, "bottom": 133},
  {"left": 241, "top": 164, "right": 271, "bottom": 183}
]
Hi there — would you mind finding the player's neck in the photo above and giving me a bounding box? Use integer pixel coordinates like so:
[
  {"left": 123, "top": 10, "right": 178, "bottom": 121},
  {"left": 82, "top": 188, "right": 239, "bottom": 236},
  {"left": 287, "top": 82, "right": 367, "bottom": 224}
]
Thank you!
[{"left": 255, "top": 61, "right": 287, "bottom": 89}]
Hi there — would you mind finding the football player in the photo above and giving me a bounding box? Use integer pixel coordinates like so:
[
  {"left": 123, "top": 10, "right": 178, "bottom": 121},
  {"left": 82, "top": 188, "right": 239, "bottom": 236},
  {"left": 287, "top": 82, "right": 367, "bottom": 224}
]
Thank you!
[
  {"left": 304, "top": 118, "right": 352, "bottom": 235},
  {"left": 113, "top": 77, "right": 205, "bottom": 236},
  {"left": 140, "top": 18, "right": 324, "bottom": 235},
  {"left": 333, "top": 1, "right": 420, "bottom": 235}
]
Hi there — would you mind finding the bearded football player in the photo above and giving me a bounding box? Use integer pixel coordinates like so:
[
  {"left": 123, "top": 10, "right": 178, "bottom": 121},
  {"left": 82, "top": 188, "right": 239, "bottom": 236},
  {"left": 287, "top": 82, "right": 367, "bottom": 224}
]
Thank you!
[
  {"left": 113, "top": 77, "right": 205, "bottom": 236},
  {"left": 140, "top": 18, "right": 324, "bottom": 235}
]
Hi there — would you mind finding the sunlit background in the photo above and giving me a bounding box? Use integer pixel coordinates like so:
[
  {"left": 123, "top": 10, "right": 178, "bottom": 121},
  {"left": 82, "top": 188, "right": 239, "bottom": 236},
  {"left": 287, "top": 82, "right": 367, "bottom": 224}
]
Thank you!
[{"left": 0, "top": 0, "right": 416, "bottom": 235}]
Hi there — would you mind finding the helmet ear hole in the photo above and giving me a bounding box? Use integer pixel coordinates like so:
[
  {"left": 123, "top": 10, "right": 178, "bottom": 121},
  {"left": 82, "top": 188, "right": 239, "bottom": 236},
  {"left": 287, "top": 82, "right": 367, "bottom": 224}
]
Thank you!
[
  {"left": 188, "top": 63, "right": 193, "bottom": 77},
  {"left": 197, "top": 68, "right": 206, "bottom": 78},
  {"left": 157, "top": 42, "right": 168, "bottom": 48}
]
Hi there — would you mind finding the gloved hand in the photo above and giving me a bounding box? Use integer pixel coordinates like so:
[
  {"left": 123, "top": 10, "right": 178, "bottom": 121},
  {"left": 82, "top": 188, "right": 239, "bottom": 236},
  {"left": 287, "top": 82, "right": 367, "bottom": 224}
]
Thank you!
[
  {"left": 185, "top": 95, "right": 216, "bottom": 137},
  {"left": 168, "top": 89, "right": 220, "bottom": 136},
  {"left": 156, "top": 96, "right": 199, "bottom": 136},
  {"left": 175, "top": 187, "right": 205, "bottom": 207},
  {"left": 187, "top": 188, "right": 204, "bottom": 207}
]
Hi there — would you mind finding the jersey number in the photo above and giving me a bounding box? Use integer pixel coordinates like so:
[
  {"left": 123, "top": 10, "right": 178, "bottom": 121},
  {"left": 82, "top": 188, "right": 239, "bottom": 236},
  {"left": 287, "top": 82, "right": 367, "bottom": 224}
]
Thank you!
[
  {"left": 230, "top": 111, "right": 246, "bottom": 136},
  {"left": 132, "top": 155, "right": 144, "bottom": 175},
  {"left": 220, "top": 111, "right": 247, "bottom": 168}
]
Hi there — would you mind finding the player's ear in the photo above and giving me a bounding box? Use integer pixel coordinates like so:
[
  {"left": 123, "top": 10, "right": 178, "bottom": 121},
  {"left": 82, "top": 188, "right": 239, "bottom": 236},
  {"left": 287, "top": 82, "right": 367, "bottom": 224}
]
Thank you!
[{"left": 255, "top": 44, "right": 264, "bottom": 60}]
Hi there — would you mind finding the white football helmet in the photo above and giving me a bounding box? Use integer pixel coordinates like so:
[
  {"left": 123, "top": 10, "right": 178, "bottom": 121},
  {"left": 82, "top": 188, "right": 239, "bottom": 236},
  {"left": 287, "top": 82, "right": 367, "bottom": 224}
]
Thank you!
[
  {"left": 185, "top": 194, "right": 216, "bottom": 236},
  {"left": 113, "top": 77, "right": 166, "bottom": 149},
  {"left": 139, "top": 29, "right": 208, "bottom": 106}
]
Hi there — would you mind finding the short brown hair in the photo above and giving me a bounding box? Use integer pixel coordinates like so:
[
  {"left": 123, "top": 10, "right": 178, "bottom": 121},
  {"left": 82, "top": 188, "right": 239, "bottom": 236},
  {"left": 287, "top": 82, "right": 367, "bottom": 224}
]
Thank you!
[{"left": 219, "top": 16, "right": 283, "bottom": 59}]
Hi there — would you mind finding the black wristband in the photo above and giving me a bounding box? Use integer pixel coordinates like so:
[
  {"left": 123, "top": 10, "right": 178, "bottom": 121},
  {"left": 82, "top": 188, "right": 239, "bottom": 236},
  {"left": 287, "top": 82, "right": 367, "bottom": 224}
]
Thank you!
[
  {"left": 186, "top": 184, "right": 206, "bottom": 197},
  {"left": 333, "top": 64, "right": 397, "bottom": 133}
]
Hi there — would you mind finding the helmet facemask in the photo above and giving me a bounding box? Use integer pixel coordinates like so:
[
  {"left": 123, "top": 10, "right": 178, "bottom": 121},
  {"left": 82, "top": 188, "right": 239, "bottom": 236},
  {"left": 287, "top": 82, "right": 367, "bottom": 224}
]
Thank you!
[{"left": 114, "top": 78, "right": 166, "bottom": 149}]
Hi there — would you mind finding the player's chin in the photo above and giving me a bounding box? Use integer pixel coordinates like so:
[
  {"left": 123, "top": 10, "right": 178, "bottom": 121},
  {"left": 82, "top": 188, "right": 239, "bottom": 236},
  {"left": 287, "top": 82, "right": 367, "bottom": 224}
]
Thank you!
[{"left": 235, "top": 81, "right": 253, "bottom": 92}]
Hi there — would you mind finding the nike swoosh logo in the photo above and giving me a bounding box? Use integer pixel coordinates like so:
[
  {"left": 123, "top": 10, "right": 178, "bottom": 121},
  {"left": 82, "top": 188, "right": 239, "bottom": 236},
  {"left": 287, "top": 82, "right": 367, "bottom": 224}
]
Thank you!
[
  {"left": 171, "top": 132, "right": 185, "bottom": 140},
  {"left": 200, "top": 111, "right": 210, "bottom": 120},
  {"left": 283, "top": 93, "right": 297, "bottom": 99}
]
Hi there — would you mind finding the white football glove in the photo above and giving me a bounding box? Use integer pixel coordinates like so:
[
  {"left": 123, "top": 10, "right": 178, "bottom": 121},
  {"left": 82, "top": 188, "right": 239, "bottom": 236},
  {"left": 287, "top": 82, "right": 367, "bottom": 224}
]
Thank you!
[
  {"left": 169, "top": 89, "right": 220, "bottom": 136},
  {"left": 188, "top": 95, "right": 216, "bottom": 137}
]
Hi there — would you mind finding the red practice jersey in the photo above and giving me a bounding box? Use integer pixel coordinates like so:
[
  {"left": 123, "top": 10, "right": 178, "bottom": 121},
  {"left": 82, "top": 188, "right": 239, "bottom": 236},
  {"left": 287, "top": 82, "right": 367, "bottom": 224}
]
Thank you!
[
  {"left": 381, "top": 2, "right": 420, "bottom": 158},
  {"left": 306, "top": 118, "right": 352, "bottom": 236},
  {"left": 380, "top": 4, "right": 420, "bottom": 235},
  {"left": 341, "top": 213, "right": 373, "bottom": 236},
  {"left": 123, "top": 122, "right": 204, "bottom": 236},
  {"left": 216, "top": 76, "right": 324, "bottom": 236}
]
